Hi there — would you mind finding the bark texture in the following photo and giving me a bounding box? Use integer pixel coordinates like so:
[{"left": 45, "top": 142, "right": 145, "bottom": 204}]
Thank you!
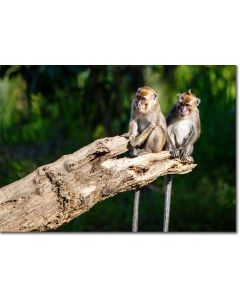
[{"left": 0, "top": 134, "right": 196, "bottom": 232}]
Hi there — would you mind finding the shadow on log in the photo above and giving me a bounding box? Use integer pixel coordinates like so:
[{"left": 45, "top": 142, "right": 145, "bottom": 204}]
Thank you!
[{"left": 0, "top": 134, "right": 196, "bottom": 232}]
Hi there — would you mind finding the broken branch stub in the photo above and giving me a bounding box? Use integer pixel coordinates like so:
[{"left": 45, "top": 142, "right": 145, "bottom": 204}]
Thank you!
[{"left": 0, "top": 134, "right": 196, "bottom": 232}]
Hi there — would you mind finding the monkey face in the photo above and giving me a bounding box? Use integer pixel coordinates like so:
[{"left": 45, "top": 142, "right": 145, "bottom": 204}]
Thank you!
[
  {"left": 177, "top": 89, "right": 200, "bottom": 117},
  {"left": 135, "top": 95, "right": 149, "bottom": 113},
  {"left": 135, "top": 86, "right": 158, "bottom": 114},
  {"left": 178, "top": 102, "right": 192, "bottom": 117}
]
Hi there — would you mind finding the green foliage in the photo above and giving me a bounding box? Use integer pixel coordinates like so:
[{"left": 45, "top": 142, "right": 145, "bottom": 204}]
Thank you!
[{"left": 0, "top": 65, "right": 236, "bottom": 231}]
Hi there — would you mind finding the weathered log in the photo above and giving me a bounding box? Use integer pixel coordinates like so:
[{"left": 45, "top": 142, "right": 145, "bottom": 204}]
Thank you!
[{"left": 0, "top": 134, "right": 196, "bottom": 232}]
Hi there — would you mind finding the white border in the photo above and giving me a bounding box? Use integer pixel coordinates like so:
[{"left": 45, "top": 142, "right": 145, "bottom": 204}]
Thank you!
[{"left": 0, "top": 1, "right": 239, "bottom": 299}]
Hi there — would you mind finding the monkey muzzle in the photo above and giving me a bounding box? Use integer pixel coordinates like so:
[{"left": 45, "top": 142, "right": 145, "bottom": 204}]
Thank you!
[
  {"left": 180, "top": 106, "right": 189, "bottom": 117},
  {"left": 136, "top": 101, "right": 147, "bottom": 112}
]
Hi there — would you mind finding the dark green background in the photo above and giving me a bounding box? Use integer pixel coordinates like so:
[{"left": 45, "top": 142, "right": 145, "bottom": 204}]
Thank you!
[{"left": 0, "top": 66, "right": 236, "bottom": 232}]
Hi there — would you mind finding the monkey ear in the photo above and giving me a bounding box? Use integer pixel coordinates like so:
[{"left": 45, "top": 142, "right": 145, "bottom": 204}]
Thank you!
[
  {"left": 152, "top": 92, "right": 158, "bottom": 101},
  {"left": 188, "top": 89, "right": 192, "bottom": 94},
  {"left": 177, "top": 94, "right": 182, "bottom": 102},
  {"left": 196, "top": 98, "right": 201, "bottom": 106}
]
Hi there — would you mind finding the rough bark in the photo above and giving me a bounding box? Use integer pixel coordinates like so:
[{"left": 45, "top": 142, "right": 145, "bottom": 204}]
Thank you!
[{"left": 0, "top": 134, "right": 196, "bottom": 232}]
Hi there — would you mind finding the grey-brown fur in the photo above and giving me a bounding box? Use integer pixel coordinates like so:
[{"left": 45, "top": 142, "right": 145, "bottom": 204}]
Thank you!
[
  {"left": 129, "top": 86, "right": 167, "bottom": 156},
  {"left": 163, "top": 90, "right": 201, "bottom": 232},
  {"left": 166, "top": 90, "right": 201, "bottom": 160},
  {"left": 128, "top": 86, "right": 167, "bottom": 232}
]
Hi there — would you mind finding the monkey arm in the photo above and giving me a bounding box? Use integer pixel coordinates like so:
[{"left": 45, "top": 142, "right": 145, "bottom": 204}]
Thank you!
[
  {"left": 166, "top": 133, "right": 175, "bottom": 150},
  {"left": 167, "top": 135, "right": 179, "bottom": 158},
  {"left": 196, "top": 118, "right": 201, "bottom": 140},
  {"left": 165, "top": 128, "right": 179, "bottom": 158},
  {"left": 129, "top": 120, "right": 138, "bottom": 138},
  {"left": 129, "top": 123, "right": 155, "bottom": 148}
]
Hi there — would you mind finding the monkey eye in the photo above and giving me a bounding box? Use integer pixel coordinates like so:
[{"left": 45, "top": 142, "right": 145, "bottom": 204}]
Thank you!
[{"left": 136, "top": 96, "right": 141, "bottom": 100}]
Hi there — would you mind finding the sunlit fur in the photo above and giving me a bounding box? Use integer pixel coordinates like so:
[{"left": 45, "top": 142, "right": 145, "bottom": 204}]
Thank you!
[
  {"left": 177, "top": 89, "right": 201, "bottom": 117},
  {"left": 134, "top": 86, "right": 157, "bottom": 114},
  {"left": 129, "top": 86, "right": 167, "bottom": 154},
  {"left": 166, "top": 89, "right": 201, "bottom": 158}
]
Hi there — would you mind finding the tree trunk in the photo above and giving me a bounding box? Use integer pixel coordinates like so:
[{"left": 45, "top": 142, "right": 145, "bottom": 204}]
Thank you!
[{"left": 0, "top": 134, "right": 196, "bottom": 232}]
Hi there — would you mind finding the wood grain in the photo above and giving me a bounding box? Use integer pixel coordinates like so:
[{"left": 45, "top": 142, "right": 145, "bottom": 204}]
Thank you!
[{"left": 0, "top": 134, "right": 196, "bottom": 232}]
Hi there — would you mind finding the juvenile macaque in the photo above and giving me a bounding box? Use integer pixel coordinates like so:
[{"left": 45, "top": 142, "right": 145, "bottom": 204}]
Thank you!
[
  {"left": 128, "top": 86, "right": 167, "bottom": 232},
  {"left": 163, "top": 89, "right": 201, "bottom": 232}
]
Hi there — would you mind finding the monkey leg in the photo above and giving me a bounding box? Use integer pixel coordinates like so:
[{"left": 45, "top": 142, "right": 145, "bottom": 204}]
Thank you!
[
  {"left": 188, "top": 144, "right": 194, "bottom": 156},
  {"left": 165, "top": 132, "right": 179, "bottom": 158},
  {"left": 144, "top": 126, "right": 166, "bottom": 153}
]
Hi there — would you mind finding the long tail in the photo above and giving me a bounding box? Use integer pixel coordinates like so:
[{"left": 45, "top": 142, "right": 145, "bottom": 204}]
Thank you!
[
  {"left": 163, "top": 175, "right": 173, "bottom": 232},
  {"left": 132, "top": 189, "right": 140, "bottom": 232}
]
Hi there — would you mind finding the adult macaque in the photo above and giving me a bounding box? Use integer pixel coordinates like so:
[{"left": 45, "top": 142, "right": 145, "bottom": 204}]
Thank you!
[
  {"left": 163, "top": 89, "right": 201, "bottom": 232},
  {"left": 128, "top": 86, "right": 167, "bottom": 232}
]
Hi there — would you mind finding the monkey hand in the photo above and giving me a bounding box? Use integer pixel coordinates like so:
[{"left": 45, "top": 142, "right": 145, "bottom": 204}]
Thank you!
[
  {"left": 170, "top": 148, "right": 179, "bottom": 158},
  {"left": 129, "top": 137, "right": 139, "bottom": 148}
]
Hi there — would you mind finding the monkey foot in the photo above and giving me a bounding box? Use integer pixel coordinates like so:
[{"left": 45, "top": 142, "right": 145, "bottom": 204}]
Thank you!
[
  {"left": 181, "top": 157, "right": 193, "bottom": 164},
  {"left": 129, "top": 148, "right": 139, "bottom": 158}
]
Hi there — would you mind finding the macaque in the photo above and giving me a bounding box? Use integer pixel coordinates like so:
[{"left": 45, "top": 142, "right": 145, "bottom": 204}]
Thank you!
[
  {"left": 129, "top": 86, "right": 167, "bottom": 155},
  {"left": 163, "top": 89, "right": 201, "bottom": 232},
  {"left": 128, "top": 86, "right": 167, "bottom": 232},
  {"left": 166, "top": 89, "right": 201, "bottom": 160}
]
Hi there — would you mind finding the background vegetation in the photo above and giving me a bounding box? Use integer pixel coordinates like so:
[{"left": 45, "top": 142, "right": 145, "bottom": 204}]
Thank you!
[{"left": 0, "top": 65, "right": 236, "bottom": 232}]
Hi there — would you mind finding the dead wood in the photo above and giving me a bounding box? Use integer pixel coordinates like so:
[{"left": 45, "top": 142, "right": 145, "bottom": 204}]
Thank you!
[{"left": 0, "top": 134, "right": 196, "bottom": 232}]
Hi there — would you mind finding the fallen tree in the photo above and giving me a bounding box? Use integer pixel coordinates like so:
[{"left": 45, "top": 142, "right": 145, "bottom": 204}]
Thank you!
[{"left": 0, "top": 134, "right": 196, "bottom": 232}]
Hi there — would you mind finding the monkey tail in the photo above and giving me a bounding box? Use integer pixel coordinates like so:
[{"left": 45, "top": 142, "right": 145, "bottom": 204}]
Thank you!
[
  {"left": 132, "top": 188, "right": 141, "bottom": 232},
  {"left": 163, "top": 175, "right": 173, "bottom": 232}
]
